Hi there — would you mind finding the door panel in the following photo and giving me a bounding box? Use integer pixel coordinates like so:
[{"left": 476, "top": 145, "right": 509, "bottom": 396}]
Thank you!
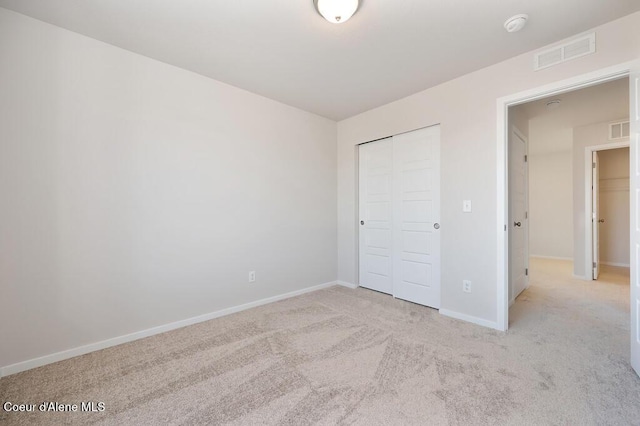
[
  {"left": 593, "top": 151, "right": 600, "bottom": 279},
  {"left": 509, "top": 129, "right": 528, "bottom": 303},
  {"left": 359, "top": 138, "right": 393, "bottom": 294},
  {"left": 630, "top": 67, "right": 640, "bottom": 378},
  {"left": 392, "top": 126, "right": 441, "bottom": 308}
]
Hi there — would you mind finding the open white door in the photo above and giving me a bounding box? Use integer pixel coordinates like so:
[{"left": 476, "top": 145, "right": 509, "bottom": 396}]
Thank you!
[
  {"left": 509, "top": 128, "right": 528, "bottom": 303},
  {"left": 630, "top": 68, "right": 640, "bottom": 378},
  {"left": 358, "top": 138, "right": 394, "bottom": 294},
  {"left": 592, "top": 151, "right": 601, "bottom": 280}
]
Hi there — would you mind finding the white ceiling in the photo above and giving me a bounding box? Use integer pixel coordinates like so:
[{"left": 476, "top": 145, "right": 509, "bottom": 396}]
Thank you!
[
  {"left": 514, "top": 78, "right": 629, "bottom": 155},
  {"left": 1, "top": 1, "right": 639, "bottom": 120}
]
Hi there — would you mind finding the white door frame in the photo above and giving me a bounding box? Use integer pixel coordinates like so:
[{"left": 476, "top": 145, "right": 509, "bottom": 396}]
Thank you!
[
  {"left": 584, "top": 141, "right": 630, "bottom": 280},
  {"left": 496, "top": 61, "right": 637, "bottom": 332}
]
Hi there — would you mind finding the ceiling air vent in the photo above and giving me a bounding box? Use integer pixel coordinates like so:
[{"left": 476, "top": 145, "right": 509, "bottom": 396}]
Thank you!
[
  {"left": 609, "top": 120, "right": 630, "bottom": 140},
  {"left": 534, "top": 33, "right": 596, "bottom": 71}
]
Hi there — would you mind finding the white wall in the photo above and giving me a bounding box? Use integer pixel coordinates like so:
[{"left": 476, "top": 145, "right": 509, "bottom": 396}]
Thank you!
[
  {"left": 0, "top": 9, "right": 337, "bottom": 370},
  {"left": 337, "top": 12, "right": 640, "bottom": 326},
  {"left": 573, "top": 121, "right": 629, "bottom": 277},
  {"left": 599, "top": 148, "right": 630, "bottom": 267},
  {"left": 528, "top": 151, "right": 573, "bottom": 259}
]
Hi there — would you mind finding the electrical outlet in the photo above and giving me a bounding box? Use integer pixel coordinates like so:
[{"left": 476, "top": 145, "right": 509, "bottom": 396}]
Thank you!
[
  {"left": 248, "top": 271, "right": 256, "bottom": 283},
  {"left": 463, "top": 280, "right": 472, "bottom": 293},
  {"left": 463, "top": 200, "right": 472, "bottom": 213}
]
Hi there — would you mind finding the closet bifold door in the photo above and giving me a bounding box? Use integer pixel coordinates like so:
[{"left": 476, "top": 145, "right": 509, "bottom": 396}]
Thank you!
[
  {"left": 391, "top": 126, "right": 441, "bottom": 309},
  {"left": 358, "top": 138, "right": 394, "bottom": 294}
]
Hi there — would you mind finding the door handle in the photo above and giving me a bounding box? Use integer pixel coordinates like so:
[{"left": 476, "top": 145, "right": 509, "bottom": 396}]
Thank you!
[
  {"left": 598, "top": 219, "right": 605, "bottom": 223},
  {"left": 360, "top": 220, "right": 365, "bottom": 225},
  {"left": 434, "top": 223, "right": 440, "bottom": 230},
  {"left": 514, "top": 221, "right": 522, "bottom": 227}
]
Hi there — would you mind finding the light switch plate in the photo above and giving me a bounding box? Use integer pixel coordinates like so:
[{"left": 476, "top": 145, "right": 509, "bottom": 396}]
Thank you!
[{"left": 463, "top": 200, "right": 472, "bottom": 213}]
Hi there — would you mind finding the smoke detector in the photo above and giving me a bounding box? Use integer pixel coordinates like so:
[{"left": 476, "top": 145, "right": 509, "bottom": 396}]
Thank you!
[{"left": 504, "top": 14, "right": 528, "bottom": 33}]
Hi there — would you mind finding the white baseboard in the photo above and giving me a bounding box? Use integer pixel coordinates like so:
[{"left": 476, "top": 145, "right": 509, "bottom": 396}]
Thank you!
[
  {"left": 600, "top": 261, "right": 630, "bottom": 267},
  {"left": 572, "top": 274, "right": 591, "bottom": 280},
  {"left": 0, "top": 280, "right": 338, "bottom": 378},
  {"left": 439, "top": 309, "right": 499, "bottom": 331},
  {"left": 530, "top": 255, "right": 573, "bottom": 261},
  {"left": 336, "top": 280, "right": 358, "bottom": 289}
]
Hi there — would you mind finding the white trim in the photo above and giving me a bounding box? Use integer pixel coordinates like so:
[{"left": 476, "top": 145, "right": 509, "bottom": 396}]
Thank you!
[
  {"left": 497, "top": 99, "right": 508, "bottom": 332},
  {"left": 354, "top": 144, "right": 361, "bottom": 290},
  {"left": 572, "top": 274, "right": 590, "bottom": 280},
  {"left": 497, "top": 61, "right": 637, "bottom": 333},
  {"left": 0, "top": 280, "right": 339, "bottom": 378},
  {"left": 584, "top": 140, "right": 630, "bottom": 280},
  {"left": 530, "top": 255, "right": 573, "bottom": 261},
  {"left": 600, "top": 261, "right": 631, "bottom": 267},
  {"left": 336, "top": 280, "right": 358, "bottom": 289},
  {"left": 440, "top": 309, "right": 500, "bottom": 331}
]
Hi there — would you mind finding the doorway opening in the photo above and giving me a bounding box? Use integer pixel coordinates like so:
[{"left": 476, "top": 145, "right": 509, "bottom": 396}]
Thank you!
[
  {"left": 498, "top": 62, "right": 640, "bottom": 378},
  {"left": 506, "top": 77, "right": 630, "bottom": 315},
  {"left": 497, "top": 64, "right": 637, "bottom": 327},
  {"left": 508, "top": 76, "right": 630, "bottom": 290},
  {"left": 587, "top": 145, "right": 630, "bottom": 280},
  {"left": 499, "top": 62, "right": 640, "bottom": 380}
]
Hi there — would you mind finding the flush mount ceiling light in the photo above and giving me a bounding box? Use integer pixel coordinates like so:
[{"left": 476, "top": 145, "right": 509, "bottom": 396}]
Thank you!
[
  {"left": 313, "top": 0, "right": 360, "bottom": 24},
  {"left": 546, "top": 99, "right": 562, "bottom": 110},
  {"left": 504, "top": 14, "right": 528, "bottom": 33}
]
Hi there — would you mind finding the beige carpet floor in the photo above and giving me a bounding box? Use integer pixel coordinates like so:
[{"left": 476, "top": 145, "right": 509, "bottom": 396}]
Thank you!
[{"left": 1, "top": 258, "right": 640, "bottom": 425}]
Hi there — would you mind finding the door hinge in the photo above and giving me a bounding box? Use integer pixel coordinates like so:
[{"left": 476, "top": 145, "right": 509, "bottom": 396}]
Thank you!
[
  {"left": 525, "top": 211, "right": 528, "bottom": 219},
  {"left": 592, "top": 162, "right": 596, "bottom": 169},
  {"left": 504, "top": 224, "right": 507, "bottom": 231},
  {"left": 524, "top": 155, "right": 528, "bottom": 162},
  {"left": 593, "top": 262, "right": 596, "bottom": 268},
  {"left": 525, "top": 268, "right": 528, "bottom": 276}
]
